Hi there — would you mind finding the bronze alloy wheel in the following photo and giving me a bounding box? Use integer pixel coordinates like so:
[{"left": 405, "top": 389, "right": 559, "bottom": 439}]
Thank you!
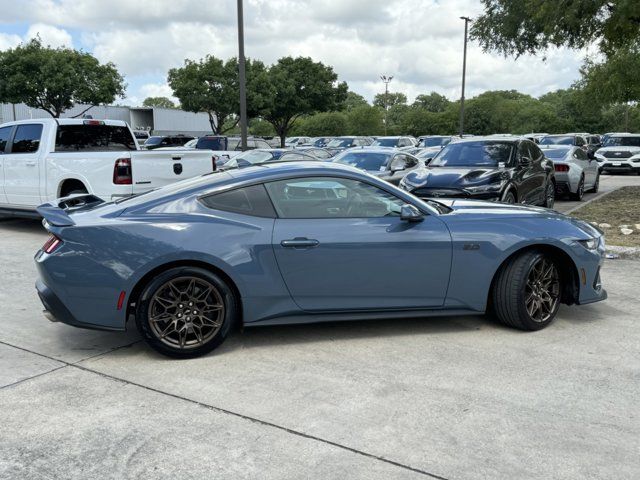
[
  {"left": 148, "top": 276, "right": 225, "bottom": 349},
  {"left": 524, "top": 257, "right": 560, "bottom": 323}
]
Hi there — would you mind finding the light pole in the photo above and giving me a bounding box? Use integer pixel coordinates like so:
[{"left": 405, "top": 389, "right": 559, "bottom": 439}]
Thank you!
[
  {"left": 380, "top": 75, "right": 393, "bottom": 135},
  {"left": 237, "top": 0, "right": 248, "bottom": 150},
  {"left": 459, "top": 16, "right": 471, "bottom": 137}
]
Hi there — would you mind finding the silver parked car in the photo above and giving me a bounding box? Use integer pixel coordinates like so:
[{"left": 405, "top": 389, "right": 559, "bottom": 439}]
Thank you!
[{"left": 541, "top": 145, "right": 600, "bottom": 200}]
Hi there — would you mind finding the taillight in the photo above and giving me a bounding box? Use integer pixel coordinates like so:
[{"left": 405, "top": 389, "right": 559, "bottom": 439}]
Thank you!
[
  {"left": 42, "top": 234, "right": 62, "bottom": 254},
  {"left": 113, "top": 158, "right": 132, "bottom": 185},
  {"left": 554, "top": 164, "right": 570, "bottom": 172},
  {"left": 212, "top": 155, "right": 218, "bottom": 171}
]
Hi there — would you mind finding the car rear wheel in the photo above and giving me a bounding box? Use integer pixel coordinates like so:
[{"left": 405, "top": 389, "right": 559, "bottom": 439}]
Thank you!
[
  {"left": 135, "top": 267, "right": 237, "bottom": 358},
  {"left": 571, "top": 176, "right": 585, "bottom": 201},
  {"left": 491, "top": 251, "right": 561, "bottom": 331}
]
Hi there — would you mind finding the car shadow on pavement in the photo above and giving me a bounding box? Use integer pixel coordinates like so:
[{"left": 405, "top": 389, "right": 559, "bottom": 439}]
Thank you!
[{"left": 0, "top": 217, "right": 45, "bottom": 234}]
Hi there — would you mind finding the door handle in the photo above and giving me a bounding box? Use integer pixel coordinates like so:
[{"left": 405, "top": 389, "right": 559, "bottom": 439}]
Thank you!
[
  {"left": 25, "top": 161, "right": 36, "bottom": 167},
  {"left": 281, "top": 238, "right": 320, "bottom": 248}
]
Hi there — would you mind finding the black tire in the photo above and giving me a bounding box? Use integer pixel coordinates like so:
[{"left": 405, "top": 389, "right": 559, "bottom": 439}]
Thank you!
[
  {"left": 491, "top": 250, "right": 562, "bottom": 331},
  {"left": 590, "top": 172, "right": 600, "bottom": 193},
  {"left": 571, "top": 176, "right": 585, "bottom": 201},
  {"left": 135, "top": 267, "right": 238, "bottom": 358},
  {"left": 502, "top": 190, "right": 516, "bottom": 204},
  {"left": 543, "top": 180, "right": 555, "bottom": 208}
]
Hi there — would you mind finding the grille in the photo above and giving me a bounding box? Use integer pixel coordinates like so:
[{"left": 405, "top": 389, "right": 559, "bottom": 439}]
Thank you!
[
  {"left": 603, "top": 151, "right": 633, "bottom": 158},
  {"left": 414, "top": 188, "right": 466, "bottom": 198}
]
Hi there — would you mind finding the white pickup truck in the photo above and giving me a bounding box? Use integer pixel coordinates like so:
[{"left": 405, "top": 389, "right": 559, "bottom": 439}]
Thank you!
[{"left": 0, "top": 118, "right": 217, "bottom": 217}]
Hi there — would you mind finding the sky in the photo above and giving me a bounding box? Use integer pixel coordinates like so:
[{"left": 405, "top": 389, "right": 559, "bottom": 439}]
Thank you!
[{"left": 0, "top": 0, "right": 589, "bottom": 107}]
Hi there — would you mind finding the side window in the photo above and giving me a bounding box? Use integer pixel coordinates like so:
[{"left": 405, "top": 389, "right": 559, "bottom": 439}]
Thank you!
[
  {"left": 256, "top": 139, "right": 270, "bottom": 148},
  {"left": 574, "top": 149, "right": 588, "bottom": 161},
  {"left": 403, "top": 154, "right": 418, "bottom": 168},
  {"left": 264, "top": 176, "right": 406, "bottom": 219},
  {"left": 200, "top": 184, "right": 276, "bottom": 218},
  {"left": 528, "top": 143, "right": 542, "bottom": 161},
  {"left": 575, "top": 136, "right": 585, "bottom": 146},
  {"left": 10, "top": 124, "right": 43, "bottom": 154},
  {"left": 0, "top": 126, "right": 12, "bottom": 153}
]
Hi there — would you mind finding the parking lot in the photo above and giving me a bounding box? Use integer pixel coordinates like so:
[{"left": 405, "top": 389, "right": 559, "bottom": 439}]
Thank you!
[{"left": 1, "top": 175, "right": 639, "bottom": 480}]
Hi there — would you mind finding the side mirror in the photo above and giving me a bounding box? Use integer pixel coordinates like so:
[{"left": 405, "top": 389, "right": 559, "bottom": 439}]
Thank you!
[
  {"left": 400, "top": 204, "right": 424, "bottom": 222},
  {"left": 390, "top": 157, "right": 408, "bottom": 172},
  {"left": 587, "top": 150, "right": 596, "bottom": 160},
  {"left": 424, "top": 157, "right": 434, "bottom": 165}
]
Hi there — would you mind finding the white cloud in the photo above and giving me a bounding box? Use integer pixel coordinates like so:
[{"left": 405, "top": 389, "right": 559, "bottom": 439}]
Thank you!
[
  {"left": 0, "top": 0, "right": 590, "bottom": 104},
  {"left": 0, "top": 33, "right": 21, "bottom": 51},
  {"left": 26, "top": 23, "right": 73, "bottom": 48}
]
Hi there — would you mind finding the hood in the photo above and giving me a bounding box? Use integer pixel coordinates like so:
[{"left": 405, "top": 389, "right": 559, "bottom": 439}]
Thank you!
[
  {"left": 597, "top": 146, "right": 640, "bottom": 153},
  {"left": 403, "top": 166, "right": 508, "bottom": 189},
  {"left": 435, "top": 198, "right": 602, "bottom": 237}
]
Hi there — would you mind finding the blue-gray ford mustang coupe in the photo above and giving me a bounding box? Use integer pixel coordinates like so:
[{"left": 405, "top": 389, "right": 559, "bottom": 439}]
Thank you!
[{"left": 35, "top": 162, "right": 607, "bottom": 358}]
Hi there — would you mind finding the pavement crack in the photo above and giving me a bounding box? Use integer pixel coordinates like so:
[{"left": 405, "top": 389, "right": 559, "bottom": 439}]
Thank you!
[
  {"left": 0, "top": 365, "right": 68, "bottom": 391},
  {"left": 0, "top": 339, "right": 450, "bottom": 479},
  {"left": 69, "top": 362, "right": 450, "bottom": 480}
]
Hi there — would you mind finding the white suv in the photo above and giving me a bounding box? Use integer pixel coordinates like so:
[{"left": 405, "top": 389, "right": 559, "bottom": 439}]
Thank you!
[{"left": 595, "top": 133, "right": 640, "bottom": 174}]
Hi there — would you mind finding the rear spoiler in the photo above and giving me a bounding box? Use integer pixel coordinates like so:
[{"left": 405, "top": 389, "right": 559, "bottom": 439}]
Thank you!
[{"left": 36, "top": 194, "right": 105, "bottom": 227}]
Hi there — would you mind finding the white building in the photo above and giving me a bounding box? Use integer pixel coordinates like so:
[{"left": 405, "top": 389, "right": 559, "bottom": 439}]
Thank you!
[{"left": 0, "top": 103, "right": 215, "bottom": 136}]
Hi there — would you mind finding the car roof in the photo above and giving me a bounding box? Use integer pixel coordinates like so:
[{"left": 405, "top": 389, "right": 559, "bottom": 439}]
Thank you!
[{"left": 452, "top": 136, "right": 522, "bottom": 144}]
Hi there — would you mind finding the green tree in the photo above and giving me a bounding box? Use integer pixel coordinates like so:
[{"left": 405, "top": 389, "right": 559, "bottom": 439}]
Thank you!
[
  {"left": 300, "top": 111, "right": 348, "bottom": 136},
  {"left": 142, "top": 96, "right": 177, "bottom": 109},
  {"left": 168, "top": 55, "right": 270, "bottom": 134},
  {"left": 346, "top": 105, "right": 384, "bottom": 135},
  {"left": 249, "top": 118, "right": 276, "bottom": 136},
  {"left": 340, "top": 91, "right": 369, "bottom": 111},
  {"left": 260, "top": 56, "right": 348, "bottom": 147},
  {"left": 0, "top": 38, "right": 125, "bottom": 118},
  {"left": 412, "top": 92, "right": 450, "bottom": 112},
  {"left": 471, "top": 0, "right": 640, "bottom": 57},
  {"left": 373, "top": 91, "right": 407, "bottom": 109},
  {"left": 579, "top": 44, "right": 640, "bottom": 129}
]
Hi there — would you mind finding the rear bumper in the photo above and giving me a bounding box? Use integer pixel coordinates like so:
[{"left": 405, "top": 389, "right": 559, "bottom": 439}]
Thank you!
[{"left": 35, "top": 279, "right": 124, "bottom": 332}]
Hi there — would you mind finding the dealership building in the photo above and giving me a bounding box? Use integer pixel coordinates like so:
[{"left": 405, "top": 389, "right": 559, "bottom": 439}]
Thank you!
[{"left": 0, "top": 103, "right": 214, "bottom": 136}]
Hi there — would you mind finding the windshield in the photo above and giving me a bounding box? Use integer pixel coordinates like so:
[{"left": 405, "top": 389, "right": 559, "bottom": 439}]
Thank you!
[
  {"left": 144, "top": 136, "right": 163, "bottom": 146},
  {"left": 603, "top": 136, "right": 640, "bottom": 147},
  {"left": 541, "top": 148, "right": 570, "bottom": 159},
  {"left": 540, "top": 136, "right": 573, "bottom": 145},
  {"left": 371, "top": 138, "right": 399, "bottom": 147},
  {"left": 420, "top": 137, "right": 449, "bottom": 147},
  {"left": 430, "top": 141, "right": 513, "bottom": 167},
  {"left": 334, "top": 151, "right": 392, "bottom": 171},
  {"left": 327, "top": 138, "right": 352, "bottom": 148},
  {"left": 196, "top": 137, "right": 226, "bottom": 150},
  {"left": 234, "top": 150, "right": 274, "bottom": 164}
]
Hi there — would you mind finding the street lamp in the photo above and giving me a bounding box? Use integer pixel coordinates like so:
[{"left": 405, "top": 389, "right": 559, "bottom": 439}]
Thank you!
[
  {"left": 459, "top": 16, "right": 471, "bottom": 137},
  {"left": 380, "top": 75, "right": 393, "bottom": 135},
  {"left": 237, "top": 0, "right": 248, "bottom": 150}
]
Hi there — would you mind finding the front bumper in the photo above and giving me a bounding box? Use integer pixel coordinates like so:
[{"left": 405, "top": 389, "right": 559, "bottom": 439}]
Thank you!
[
  {"left": 407, "top": 187, "right": 501, "bottom": 201},
  {"left": 600, "top": 162, "right": 640, "bottom": 173}
]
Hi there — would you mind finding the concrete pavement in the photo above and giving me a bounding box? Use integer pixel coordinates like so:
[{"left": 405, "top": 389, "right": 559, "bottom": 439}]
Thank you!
[{"left": 1, "top": 174, "right": 639, "bottom": 479}]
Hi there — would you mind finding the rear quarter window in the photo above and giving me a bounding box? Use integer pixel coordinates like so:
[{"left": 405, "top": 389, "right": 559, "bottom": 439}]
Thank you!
[
  {"left": 55, "top": 125, "right": 136, "bottom": 152},
  {"left": 200, "top": 184, "right": 276, "bottom": 218}
]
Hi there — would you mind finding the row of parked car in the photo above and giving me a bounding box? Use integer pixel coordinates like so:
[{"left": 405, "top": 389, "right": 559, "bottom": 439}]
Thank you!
[{"left": 215, "top": 131, "right": 640, "bottom": 205}]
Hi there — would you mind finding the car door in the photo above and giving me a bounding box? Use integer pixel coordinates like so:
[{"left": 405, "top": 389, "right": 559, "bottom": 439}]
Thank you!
[
  {"left": 266, "top": 176, "right": 452, "bottom": 311},
  {"left": 3, "top": 123, "right": 44, "bottom": 206},
  {"left": 514, "top": 141, "right": 540, "bottom": 204},
  {"left": 0, "top": 125, "right": 12, "bottom": 204},
  {"left": 573, "top": 148, "right": 596, "bottom": 186}
]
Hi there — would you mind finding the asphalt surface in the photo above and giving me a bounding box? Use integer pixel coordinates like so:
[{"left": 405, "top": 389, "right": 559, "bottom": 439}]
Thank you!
[{"left": 1, "top": 175, "right": 639, "bottom": 480}]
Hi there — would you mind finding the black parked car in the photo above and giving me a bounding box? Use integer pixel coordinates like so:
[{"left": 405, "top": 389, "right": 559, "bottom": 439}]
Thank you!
[
  {"left": 399, "top": 137, "right": 556, "bottom": 207},
  {"left": 143, "top": 135, "right": 194, "bottom": 149},
  {"left": 332, "top": 148, "right": 423, "bottom": 185}
]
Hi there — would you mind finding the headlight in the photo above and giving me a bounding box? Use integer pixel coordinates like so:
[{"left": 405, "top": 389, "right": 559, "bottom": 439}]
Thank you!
[
  {"left": 464, "top": 184, "right": 502, "bottom": 193},
  {"left": 578, "top": 238, "right": 599, "bottom": 250}
]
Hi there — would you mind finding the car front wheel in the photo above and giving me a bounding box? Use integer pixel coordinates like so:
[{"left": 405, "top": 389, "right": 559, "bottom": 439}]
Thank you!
[
  {"left": 491, "top": 250, "right": 561, "bottom": 331},
  {"left": 135, "top": 267, "right": 237, "bottom": 358}
]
